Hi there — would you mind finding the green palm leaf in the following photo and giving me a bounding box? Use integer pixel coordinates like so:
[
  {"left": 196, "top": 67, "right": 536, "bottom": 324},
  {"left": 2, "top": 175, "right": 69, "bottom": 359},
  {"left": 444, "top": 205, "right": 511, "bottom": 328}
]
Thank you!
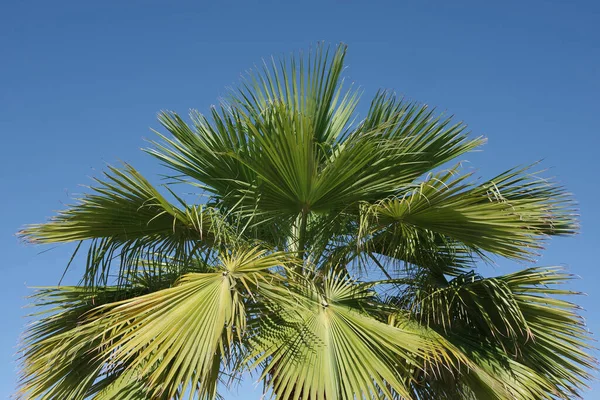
[
  {"left": 20, "top": 164, "right": 223, "bottom": 244},
  {"left": 361, "top": 165, "right": 576, "bottom": 261},
  {"left": 395, "top": 267, "right": 595, "bottom": 399},
  {"left": 20, "top": 164, "right": 233, "bottom": 286},
  {"left": 248, "top": 272, "right": 444, "bottom": 400},
  {"left": 17, "top": 43, "right": 595, "bottom": 399}
]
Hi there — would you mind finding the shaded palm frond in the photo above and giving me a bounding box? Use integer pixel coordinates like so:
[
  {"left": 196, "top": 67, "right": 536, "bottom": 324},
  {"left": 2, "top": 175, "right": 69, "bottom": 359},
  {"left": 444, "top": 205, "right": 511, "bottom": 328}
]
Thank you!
[
  {"left": 17, "top": 286, "right": 144, "bottom": 400},
  {"left": 395, "top": 266, "right": 595, "bottom": 399}
]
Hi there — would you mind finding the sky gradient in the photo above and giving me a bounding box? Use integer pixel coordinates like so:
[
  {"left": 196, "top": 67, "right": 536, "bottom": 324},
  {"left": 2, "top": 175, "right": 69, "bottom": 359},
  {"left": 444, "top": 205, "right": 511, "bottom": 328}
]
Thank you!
[{"left": 2, "top": 0, "right": 599, "bottom": 398}]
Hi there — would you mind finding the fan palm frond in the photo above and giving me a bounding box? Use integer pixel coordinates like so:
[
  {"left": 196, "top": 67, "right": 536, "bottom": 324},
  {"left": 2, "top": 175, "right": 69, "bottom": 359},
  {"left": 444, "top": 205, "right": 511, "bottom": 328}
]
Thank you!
[{"left": 17, "top": 43, "right": 594, "bottom": 399}]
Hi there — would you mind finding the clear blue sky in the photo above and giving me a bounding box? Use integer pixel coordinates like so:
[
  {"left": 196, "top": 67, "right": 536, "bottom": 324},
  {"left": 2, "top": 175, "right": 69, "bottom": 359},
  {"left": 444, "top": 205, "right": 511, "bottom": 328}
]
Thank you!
[{"left": 2, "top": 1, "right": 598, "bottom": 398}]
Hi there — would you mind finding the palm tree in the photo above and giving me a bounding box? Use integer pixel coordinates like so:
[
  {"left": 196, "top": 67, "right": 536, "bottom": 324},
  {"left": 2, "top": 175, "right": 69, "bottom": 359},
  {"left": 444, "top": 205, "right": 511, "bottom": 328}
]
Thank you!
[{"left": 18, "top": 44, "right": 595, "bottom": 400}]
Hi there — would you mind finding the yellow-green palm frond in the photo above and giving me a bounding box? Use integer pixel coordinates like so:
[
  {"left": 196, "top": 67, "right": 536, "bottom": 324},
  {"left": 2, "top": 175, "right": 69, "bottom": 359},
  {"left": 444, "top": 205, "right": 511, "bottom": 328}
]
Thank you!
[
  {"left": 247, "top": 272, "right": 459, "bottom": 400},
  {"left": 17, "top": 43, "right": 595, "bottom": 399},
  {"left": 360, "top": 164, "right": 577, "bottom": 262}
]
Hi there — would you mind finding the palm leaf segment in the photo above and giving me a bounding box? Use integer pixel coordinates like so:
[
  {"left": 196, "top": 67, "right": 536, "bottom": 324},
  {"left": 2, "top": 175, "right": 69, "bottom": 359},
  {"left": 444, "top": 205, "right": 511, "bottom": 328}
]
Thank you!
[{"left": 18, "top": 44, "right": 594, "bottom": 399}]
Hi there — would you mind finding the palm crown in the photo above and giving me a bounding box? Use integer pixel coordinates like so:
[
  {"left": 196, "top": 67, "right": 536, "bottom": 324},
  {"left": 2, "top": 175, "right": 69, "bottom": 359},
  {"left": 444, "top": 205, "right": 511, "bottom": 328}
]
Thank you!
[{"left": 18, "top": 44, "right": 595, "bottom": 400}]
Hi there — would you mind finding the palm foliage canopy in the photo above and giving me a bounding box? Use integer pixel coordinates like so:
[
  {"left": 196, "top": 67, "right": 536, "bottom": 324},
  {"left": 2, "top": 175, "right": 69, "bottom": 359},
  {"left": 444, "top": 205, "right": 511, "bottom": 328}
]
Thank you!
[{"left": 18, "top": 44, "right": 595, "bottom": 399}]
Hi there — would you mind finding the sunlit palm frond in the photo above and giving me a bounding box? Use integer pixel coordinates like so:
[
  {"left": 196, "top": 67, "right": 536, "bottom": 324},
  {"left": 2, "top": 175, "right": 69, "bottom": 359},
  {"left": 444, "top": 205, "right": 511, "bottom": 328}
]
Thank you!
[
  {"left": 361, "top": 165, "right": 577, "bottom": 261},
  {"left": 234, "top": 44, "right": 358, "bottom": 148},
  {"left": 19, "top": 164, "right": 235, "bottom": 286},
  {"left": 86, "top": 248, "right": 293, "bottom": 399},
  {"left": 19, "top": 164, "right": 225, "bottom": 245},
  {"left": 18, "top": 248, "right": 296, "bottom": 400},
  {"left": 147, "top": 46, "right": 484, "bottom": 224},
  {"left": 357, "top": 91, "right": 485, "bottom": 184},
  {"left": 147, "top": 45, "right": 357, "bottom": 220},
  {"left": 247, "top": 271, "right": 454, "bottom": 400}
]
